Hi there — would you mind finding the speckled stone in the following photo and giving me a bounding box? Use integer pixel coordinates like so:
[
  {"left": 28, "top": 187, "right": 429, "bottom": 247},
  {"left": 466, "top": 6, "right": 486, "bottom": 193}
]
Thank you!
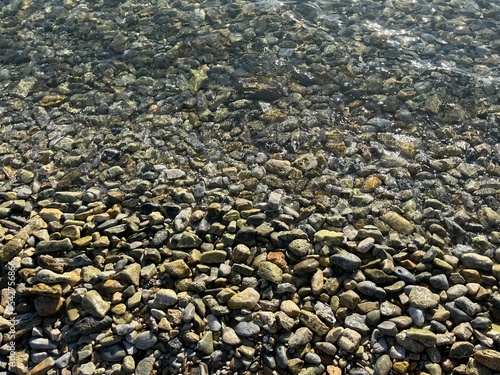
[
  {"left": 337, "top": 328, "right": 361, "bottom": 353},
  {"left": 408, "top": 286, "right": 439, "bottom": 308}
]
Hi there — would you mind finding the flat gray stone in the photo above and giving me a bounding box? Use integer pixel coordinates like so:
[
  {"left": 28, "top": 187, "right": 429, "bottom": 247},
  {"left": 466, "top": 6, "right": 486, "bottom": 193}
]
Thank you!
[
  {"left": 100, "top": 344, "right": 126, "bottom": 362},
  {"left": 134, "top": 331, "right": 158, "bottom": 349},
  {"left": 330, "top": 252, "right": 362, "bottom": 271},
  {"left": 234, "top": 322, "right": 260, "bottom": 337}
]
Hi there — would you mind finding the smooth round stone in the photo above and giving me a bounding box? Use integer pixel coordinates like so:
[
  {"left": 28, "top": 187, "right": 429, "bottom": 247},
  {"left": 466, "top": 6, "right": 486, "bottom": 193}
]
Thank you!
[
  {"left": 314, "top": 302, "right": 336, "bottom": 326},
  {"left": 207, "top": 315, "right": 222, "bottom": 332},
  {"left": 281, "top": 300, "right": 300, "bottom": 318},
  {"left": 393, "top": 266, "right": 416, "bottom": 284},
  {"left": 381, "top": 211, "right": 414, "bottom": 235},
  {"left": 392, "top": 361, "right": 409, "bottom": 373},
  {"left": 219, "top": 263, "right": 232, "bottom": 276},
  {"left": 404, "top": 328, "right": 438, "bottom": 347},
  {"left": 182, "top": 303, "right": 196, "bottom": 322},
  {"left": 78, "top": 362, "right": 96, "bottom": 375},
  {"left": 408, "top": 286, "right": 439, "bottom": 308},
  {"left": 471, "top": 316, "right": 492, "bottom": 330},
  {"left": 29, "top": 338, "right": 57, "bottom": 350},
  {"left": 134, "top": 331, "right": 157, "bottom": 350},
  {"left": 454, "top": 296, "right": 480, "bottom": 316},
  {"left": 337, "top": 328, "right": 361, "bottom": 353},
  {"left": 135, "top": 358, "right": 155, "bottom": 375},
  {"left": 293, "top": 258, "right": 320, "bottom": 275},
  {"left": 200, "top": 250, "right": 227, "bottom": 264},
  {"left": 35, "top": 296, "right": 64, "bottom": 317},
  {"left": 380, "top": 301, "right": 403, "bottom": 317},
  {"left": 234, "top": 322, "right": 260, "bottom": 338},
  {"left": 55, "top": 352, "right": 71, "bottom": 368},
  {"left": 340, "top": 290, "right": 361, "bottom": 310},
  {"left": 357, "top": 237, "right": 375, "bottom": 253},
  {"left": 330, "top": 253, "right": 362, "bottom": 271},
  {"left": 408, "top": 306, "right": 426, "bottom": 326},
  {"left": 429, "top": 274, "right": 449, "bottom": 290},
  {"left": 198, "top": 332, "right": 214, "bottom": 355},
  {"left": 288, "top": 239, "right": 313, "bottom": 257},
  {"left": 115, "top": 323, "right": 136, "bottom": 336},
  {"left": 344, "top": 314, "right": 370, "bottom": 335},
  {"left": 275, "top": 344, "right": 288, "bottom": 369},
  {"left": 474, "top": 349, "right": 500, "bottom": 371},
  {"left": 100, "top": 344, "right": 127, "bottom": 362},
  {"left": 304, "top": 352, "right": 322, "bottom": 365},
  {"left": 314, "top": 230, "right": 345, "bottom": 246}
]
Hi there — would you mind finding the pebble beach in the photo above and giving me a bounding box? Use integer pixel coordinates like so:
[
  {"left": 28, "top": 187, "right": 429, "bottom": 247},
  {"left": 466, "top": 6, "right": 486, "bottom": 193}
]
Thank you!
[{"left": 1, "top": 0, "right": 500, "bottom": 374}]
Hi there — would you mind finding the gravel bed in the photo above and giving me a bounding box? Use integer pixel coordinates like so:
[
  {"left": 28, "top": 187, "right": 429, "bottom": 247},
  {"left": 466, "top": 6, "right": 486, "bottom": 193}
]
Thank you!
[{"left": 0, "top": 0, "right": 500, "bottom": 375}]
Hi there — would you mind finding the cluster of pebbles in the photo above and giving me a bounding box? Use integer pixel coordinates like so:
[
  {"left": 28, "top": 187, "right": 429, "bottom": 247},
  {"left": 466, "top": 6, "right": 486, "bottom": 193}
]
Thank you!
[
  {"left": 1, "top": 0, "right": 500, "bottom": 375},
  {"left": 1, "top": 158, "right": 500, "bottom": 375}
]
